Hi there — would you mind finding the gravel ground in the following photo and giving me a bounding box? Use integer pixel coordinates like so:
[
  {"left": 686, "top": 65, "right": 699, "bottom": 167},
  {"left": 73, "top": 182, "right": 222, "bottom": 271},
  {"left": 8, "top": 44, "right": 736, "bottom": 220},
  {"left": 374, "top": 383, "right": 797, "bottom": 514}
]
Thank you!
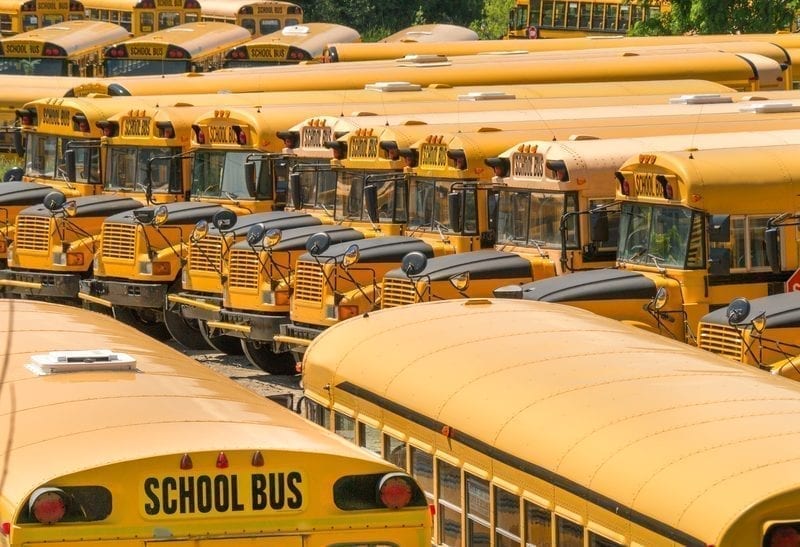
[{"left": 170, "top": 341, "right": 304, "bottom": 407}]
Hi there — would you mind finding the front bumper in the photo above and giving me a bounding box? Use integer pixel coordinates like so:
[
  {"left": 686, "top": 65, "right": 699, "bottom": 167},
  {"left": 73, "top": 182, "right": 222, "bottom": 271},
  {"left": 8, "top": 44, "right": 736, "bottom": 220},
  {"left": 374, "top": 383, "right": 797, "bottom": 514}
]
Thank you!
[
  {"left": 207, "top": 309, "right": 291, "bottom": 341},
  {"left": 0, "top": 269, "right": 81, "bottom": 299},
  {"left": 78, "top": 278, "right": 167, "bottom": 309}
]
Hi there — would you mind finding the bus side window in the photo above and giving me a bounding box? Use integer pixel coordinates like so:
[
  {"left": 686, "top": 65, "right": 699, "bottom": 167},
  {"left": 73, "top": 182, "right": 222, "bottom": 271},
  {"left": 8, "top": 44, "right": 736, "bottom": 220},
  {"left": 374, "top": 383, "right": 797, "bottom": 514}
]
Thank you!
[
  {"left": 437, "top": 459, "right": 462, "bottom": 545},
  {"left": 383, "top": 435, "right": 407, "bottom": 469},
  {"left": 357, "top": 421, "right": 380, "bottom": 455}
]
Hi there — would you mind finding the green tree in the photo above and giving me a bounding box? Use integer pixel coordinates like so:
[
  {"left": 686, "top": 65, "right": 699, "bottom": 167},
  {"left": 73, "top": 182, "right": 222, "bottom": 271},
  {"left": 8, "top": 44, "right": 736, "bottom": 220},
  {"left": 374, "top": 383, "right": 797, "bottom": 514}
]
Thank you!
[
  {"left": 665, "top": 0, "right": 799, "bottom": 34},
  {"left": 470, "top": 0, "right": 514, "bottom": 38}
]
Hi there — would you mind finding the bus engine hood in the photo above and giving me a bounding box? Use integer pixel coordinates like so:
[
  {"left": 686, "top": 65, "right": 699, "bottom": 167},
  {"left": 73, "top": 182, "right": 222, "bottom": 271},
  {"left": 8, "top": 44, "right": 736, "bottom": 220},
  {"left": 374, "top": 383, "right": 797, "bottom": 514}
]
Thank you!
[
  {"left": 18, "top": 195, "right": 143, "bottom": 218},
  {"left": 0, "top": 182, "right": 57, "bottom": 206},
  {"left": 494, "top": 268, "right": 657, "bottom": 302},
  {"left": 701, "top": 291, "right": 800, "bottom": 329},
  {"left": 384, "top": 250, "right": 532, "bottom": 281},
  {"left": 103, "top": 202, "right": 229, "bottom": 226}
]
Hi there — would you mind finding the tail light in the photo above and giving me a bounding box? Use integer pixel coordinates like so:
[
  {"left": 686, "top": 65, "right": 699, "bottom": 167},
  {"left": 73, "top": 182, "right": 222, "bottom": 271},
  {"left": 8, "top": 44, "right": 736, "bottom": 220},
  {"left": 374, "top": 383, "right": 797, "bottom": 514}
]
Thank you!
[
  {"left": 378, "top": 473, "right": 414, "bottom": 509},
  {"left": 29, "top": 488, "right": 67, "bottom": 524}
]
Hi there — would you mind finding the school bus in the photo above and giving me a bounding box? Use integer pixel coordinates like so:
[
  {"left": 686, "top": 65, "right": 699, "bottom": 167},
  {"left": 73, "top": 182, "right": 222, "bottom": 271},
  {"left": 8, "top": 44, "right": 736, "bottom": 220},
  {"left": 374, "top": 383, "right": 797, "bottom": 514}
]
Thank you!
[
  {"left": 103, "top": 21, "right": 252, "bottom": 76},
  {"left": 493, "top": 143, "right": 800, "bottom": 345},
  {"left": 224, "top": 23, "right": 359, "bottom": 67},
  {"left": 0, "top": 0, "right": 84, "bottom": 37},
  {"left": 0, "top": 19, "right": 130, "bottom": 77},
  {"left": 507, "top": 0, "right": 669, "bottom": 38},
  {"left": 380, "top": 129, "right": 800, "bottom": 310},
  {"left": 0, "top": 298, "right": 432, "bottom": 547},
  {"left": 199, "top": 0, "right": 302, "bottom": 37},
  {"left": 301, "top": 296, "right": 800, "bottom": 546},
  {"left": 82, "top": 0, "right": 201, "bottom": 36},
  {"left": 79, "top": 47, "right": 791, "bottom": 96}
]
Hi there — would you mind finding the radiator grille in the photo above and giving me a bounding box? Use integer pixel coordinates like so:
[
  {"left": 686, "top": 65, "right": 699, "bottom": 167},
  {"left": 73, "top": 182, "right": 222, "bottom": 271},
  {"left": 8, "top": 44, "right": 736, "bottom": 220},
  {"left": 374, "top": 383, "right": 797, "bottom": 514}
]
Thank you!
[
  {"left": 228, "top": 248, "right": 259, "bottom": 290},
  {"left": 101, "top": 223, "right": 136, "bottom": 260},
  {"left": 697, "top": 323, "right": 743, "bottom": 361},
  {"left": 293, "top": 260, "right": 323, "bottom": 303},
  {"left": 381, "top": 278, "right": 417, "bottom": 308},
  {"left": 189, "top": 235, "right": 223, "bottom": 273},
  {"left": 15, "top": 216, "right": 50, "bottom": 251}
]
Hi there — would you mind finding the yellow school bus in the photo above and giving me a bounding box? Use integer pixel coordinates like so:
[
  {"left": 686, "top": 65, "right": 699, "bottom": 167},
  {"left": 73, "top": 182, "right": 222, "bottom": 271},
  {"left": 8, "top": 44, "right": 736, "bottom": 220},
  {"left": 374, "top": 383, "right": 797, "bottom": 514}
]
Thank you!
[
  {"left": 380, "top": 129, "right": 800, "bottom": 310},
  {"left": 494, "top": 143, "right": 800, "bottom": 345},
  {"left": 0, "top": 19, "right": 130, "bottom": 76},
  {"left": 82, "top": 0, "right": 201, "bottom": 36},
  {"left": 80, "top": 47, "right": 790, "bottom": 96},
  {"left": 0, "top": 0, "right": 84, "bottom": 37},
  {"left": 0, "top": 298, "right": 431, "bottom": 547},
  {"left": 199, "top": 0, "right": 302, "bottom": 37},
  {"left": 224, "top": 22, "right": 359, "bottom": 67},
  {"left": 103, "top": 21, "right": 251, "bottom": 76},
  {"left": 301, "top": 297, "right": 800, "bottom": 546},
  {"left": 382, "top": 23, "right": 478, "bottom": 43},
  {"left": 507, "top": 0, "right": 669, "bottom": 38}
]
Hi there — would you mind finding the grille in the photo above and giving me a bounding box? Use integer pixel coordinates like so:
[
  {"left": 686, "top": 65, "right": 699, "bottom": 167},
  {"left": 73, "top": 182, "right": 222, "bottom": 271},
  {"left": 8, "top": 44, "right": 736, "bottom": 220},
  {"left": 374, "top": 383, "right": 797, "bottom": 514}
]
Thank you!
[
  {"left": 293, "top": 260, "right": 323, "bottom": 303},
  {"left": 697, "top": 323, "right": 743, "bottom": 361},
  {"left": 228, "top": 248, "right": 259, "bottom": 290},
  {"left": 15, "top": 216, "right": 50, "bottom": 251},
  {"left": 189, "top": 235, "right": 223, "bottom": 273},
  {"left": 101, "top": 223, "right": 136, "bottom": 260},
  {"left": 381, "top": 278, "right": 417, "bottom": 308}
]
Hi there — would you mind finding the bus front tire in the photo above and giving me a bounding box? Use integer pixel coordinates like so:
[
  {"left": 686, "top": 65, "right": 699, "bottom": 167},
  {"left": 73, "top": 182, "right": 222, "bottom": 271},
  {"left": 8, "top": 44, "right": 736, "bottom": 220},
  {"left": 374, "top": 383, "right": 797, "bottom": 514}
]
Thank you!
[
  {"left": 163, "top": 306, "right": 213, "bottom": 350},
  {"left": 241, "top": 340, "right": 296, "bottom": 375},
  {"left": 112, "top": 305, "right": 171, "bottom": 341},
  {"left": 198, "top": 320, "right": 245, "bottom": 355}
]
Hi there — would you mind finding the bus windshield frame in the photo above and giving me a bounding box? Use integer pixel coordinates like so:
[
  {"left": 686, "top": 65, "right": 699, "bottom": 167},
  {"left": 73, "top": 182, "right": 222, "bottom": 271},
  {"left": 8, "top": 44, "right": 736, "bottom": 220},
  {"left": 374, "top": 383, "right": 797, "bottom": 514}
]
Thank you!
[{"left": 617, "top": 202, "right": 705, "bottom": 269}]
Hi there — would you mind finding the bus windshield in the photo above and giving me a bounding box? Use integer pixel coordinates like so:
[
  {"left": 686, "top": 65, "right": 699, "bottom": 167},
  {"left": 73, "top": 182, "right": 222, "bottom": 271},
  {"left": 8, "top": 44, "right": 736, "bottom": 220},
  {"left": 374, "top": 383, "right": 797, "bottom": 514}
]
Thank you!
[
  {"left": 24, "top": 133, "right": 98, "bottom": 182},
  {"left": 335, "top": 170, "right": 407, "bottom": 223},
  {"left": 287, "top": 159, "right": 336, "bottom": 211},
  {"left": 617, "top": 203, "right": 703, "bottom": 269},
  {"left": 104, "top": 59, "right": 190, "bottom": 76},
  {"left": 105, "top": 145, "right": 182, "bottom": 194},
  {"left": 192, "top": 150, "right": 264, "bottom": 199},
  {"left": 496, "top": 189, "right": 578, "bottom": 248},
  {"left": 407, "top": 178, "right": 468, "bottom": 233}
]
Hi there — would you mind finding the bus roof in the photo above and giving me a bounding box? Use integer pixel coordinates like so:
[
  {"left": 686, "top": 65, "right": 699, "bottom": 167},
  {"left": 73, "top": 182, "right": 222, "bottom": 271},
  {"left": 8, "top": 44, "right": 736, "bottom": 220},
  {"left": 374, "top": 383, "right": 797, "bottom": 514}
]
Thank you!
[
  {"left": 0, "top": 298, "right": 388, "bottom": 507},
  {"left": 302, "top": 297, "right": 800, "bottom": 545},
  {"left": 0, "top": 20, "right": 131, "bottom": 55},
  {"left": 379, "top": 24, "right": 478, "bottom": 43}
]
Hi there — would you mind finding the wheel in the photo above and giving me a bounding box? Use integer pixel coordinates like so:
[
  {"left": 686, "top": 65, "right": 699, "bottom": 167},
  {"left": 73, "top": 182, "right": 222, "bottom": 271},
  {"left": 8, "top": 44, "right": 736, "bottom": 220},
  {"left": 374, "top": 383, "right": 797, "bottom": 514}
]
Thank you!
[
  {"left": 112, "top": 305, "right": 171, "bottom": 341},
  {"left": 163, "top": 305, "right": 212, "bottom": 350},
  {"left": 198, "top": 320, "right": 244, "bottom": 355},
  {"left": 241, "top": 339, "right": 296, "bottom": 375}
]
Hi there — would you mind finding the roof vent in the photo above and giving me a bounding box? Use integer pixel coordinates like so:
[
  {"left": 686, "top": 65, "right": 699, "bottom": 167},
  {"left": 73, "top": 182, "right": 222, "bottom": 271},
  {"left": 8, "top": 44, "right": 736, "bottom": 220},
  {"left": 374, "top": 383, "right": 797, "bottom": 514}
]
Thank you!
[
  {"left": 668, "top": 94, "right": 733, "bottom": 105},
  {"left": 457, "top": 91, "right": 517, "bottom": 101},
  {"left": 364, "top": 81, "right": 422, "bottom": 92},
  {"left": 26, "top": 349, "right": 137, "bottom": 375},
  {"left": 395, "top": 54, "right": 450, "bottom": 67},
  {"left": 740, "top": 102, "right": 800, "bottom": 113}
]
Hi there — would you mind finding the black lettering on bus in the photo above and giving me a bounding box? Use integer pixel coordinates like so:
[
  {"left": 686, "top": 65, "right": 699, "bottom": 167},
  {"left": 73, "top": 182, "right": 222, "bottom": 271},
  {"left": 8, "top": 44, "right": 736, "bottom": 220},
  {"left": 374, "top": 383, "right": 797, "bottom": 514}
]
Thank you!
[
  {"left": 178, "top": 475, "right": 195, "bottom": 514},
  {"left": 213, "top": 475, "right": 229, "bottom": 512},
  {"left": 268, "top": 472, "right": 285, "bottom": 509},
  {"left": 286, "top": 471, "right": 302, "bottom": 509},
  {"left": 197, "top": 475, "right": 212, "bottom": 513},
  {"left": 251, "top": 473, "right": 267, "bottom": 510},
  {"left": 231, "top": 475, "right": 245, "bottom": 511},
  {"left": 143, "top": 477, "right": 160, "bottom": 515},
  {"left": 161, "top": 476, "right": 178, "bottom": 514}
]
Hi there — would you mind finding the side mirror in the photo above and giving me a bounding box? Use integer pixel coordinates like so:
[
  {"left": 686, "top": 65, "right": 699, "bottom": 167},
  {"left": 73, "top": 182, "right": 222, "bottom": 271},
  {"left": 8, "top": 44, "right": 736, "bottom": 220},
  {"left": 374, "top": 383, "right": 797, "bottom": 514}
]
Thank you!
[
  {"left": 244, "top": 161, "right": 256, "bottom": 197},
  {"left": 589, "top": 210, "right": 609, "bottom": 243},
  {"left": 246, "top": 223, "right": 266, "bottom": 247},
  {"left": 708, "top": 214, "right": 730, "bottom": 243},
  {"left": 306, "top": 231, "right": 332, "bottom": 255},
  {"left": 212, "top": 209, "right": 237, "bottom": 231},
  {"left": 288, "top": 172, "right": 303, "bottom": 209},
  {"left": 726, "top": 297, "right": 751, "bottom": 325},
  {"left": 13, "top": 130, "right": 23, "bottom": 157},
  {"left": 364, "top": 184, "right": 378, "bottom": 223},
  {"left": 2, "top": 167, "right": 23, "bottom": 182},
  {"left": 448, "top": 191, "right": 462, "bottom": 232},
  {"left": 708, "top": 247, "right": 731, "bottom": 276},
  {"left": 64, "top": 149, "right": 76, "bottom": 182},
  {"left": 43, "top": 191, "right": 67, "bottom": 211},
  {"left": 765, "top": 227, "right": 781, "bottom": 273},
  {"left": 401, "top": 251, "right": 428, "bottom": 277}
]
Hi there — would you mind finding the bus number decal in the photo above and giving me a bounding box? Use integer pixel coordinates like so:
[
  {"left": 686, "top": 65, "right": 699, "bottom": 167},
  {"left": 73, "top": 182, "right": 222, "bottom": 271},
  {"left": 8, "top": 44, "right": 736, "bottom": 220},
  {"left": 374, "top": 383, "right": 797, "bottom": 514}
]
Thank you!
[
  {"left": 633, "top": 172, "right": 660, "bottom": 198},
  {"left": 349, "top": 136, "right": 378, "bottom": 160},
  {"left": 512, "top": 153, "right": 543, "bottom": 178},
  {"left": 250, "top": 46, "right": 287, "bottom": 59},
  {"left": 41, "top": 107, "right": 72, "bottom": 127},
  {"left": 419, "top": 143, "right": 448, "bottom": 169},
  {"left": 207, "top": 125, "right": 241, "bottom": 145},
  {"left": 142, "top": 472, "right": 304, "bottom": 517},
  {"left": 4, "top": 43, "right": 41, "bottom": 55},
  {"left": 122, "top": 118, "right": 152, "bottom": 137},
  {"left": 128, "top": 45, "right": 166, "bottom": 57}
]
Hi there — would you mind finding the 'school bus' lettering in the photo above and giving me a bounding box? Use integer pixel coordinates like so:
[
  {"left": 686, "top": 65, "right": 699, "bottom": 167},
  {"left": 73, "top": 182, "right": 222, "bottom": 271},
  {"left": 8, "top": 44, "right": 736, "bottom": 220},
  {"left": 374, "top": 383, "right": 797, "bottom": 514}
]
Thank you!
[
  {"left": 249, "top": 46, "right": 287, "bottom": 59},
  {"left": 155, "top": 0, "right": 182, "bottom": 6},
  {"left": 121, "top": 117, "right": 152, "bottom": 137},
  {"left": 37, "top": 1, "right": 69, "bottom": 9},
  {"left": 127, "top": 45, "right": 166, "bottom": 57},
  {"left": 142, "top": 472, "right": 305, "bottom": 516},
  {"left": 256, "top": 4, "right": 284, "bottom": 13},
  {"left": 347, "top": 136, "right": 378, "bottom": 159},
  {"left": 512, "top": 152, "right": 544, "bottom": 177},
  {"left": 633, "top": 171, "right": 662, "bottom": 198},
  {"left": 207, "top": 125, "right": 240, "bottom": 144},
  {"left": 419, "top": 143, "right": 448, "bottom": 168},
  {"left": 40, "top": 107, "right": 71, "bottom": 127},
  {"left": 4, "top": 42, "right": 41, "bottom": 55},
  {"left": 300, "top": 126, "right": 332, "bottom": 148}
]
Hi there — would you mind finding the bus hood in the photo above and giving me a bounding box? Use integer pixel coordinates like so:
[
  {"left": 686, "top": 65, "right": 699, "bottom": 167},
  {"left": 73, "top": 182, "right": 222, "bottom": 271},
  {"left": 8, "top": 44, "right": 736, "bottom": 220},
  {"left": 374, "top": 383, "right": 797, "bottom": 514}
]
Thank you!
[
  {"left": 384, "top": 250, "right": 532, "bottom": 281},
  {"left": 103, "top": 202, "right": 229, "bottom": 226},
  {"left": 209, "top": 211, "right": 321, "bottom": 238},
  {"left": 298, "top": 235, "right": 434, "bottom": 264},
  {"left": 701, "top": 291, "right": 800, "bottom": 328},
  {"left": 18, "top": 195, "right": 143, "bottom": 218},
  {"left": 0, "top": 182, "right": 56, "bottom": 206},
  {"left": 231, "top": 224, "right": 364, "bottom": 252},
  {"left": 495, "top": 268, "right": 657, "bottom": 302}
]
